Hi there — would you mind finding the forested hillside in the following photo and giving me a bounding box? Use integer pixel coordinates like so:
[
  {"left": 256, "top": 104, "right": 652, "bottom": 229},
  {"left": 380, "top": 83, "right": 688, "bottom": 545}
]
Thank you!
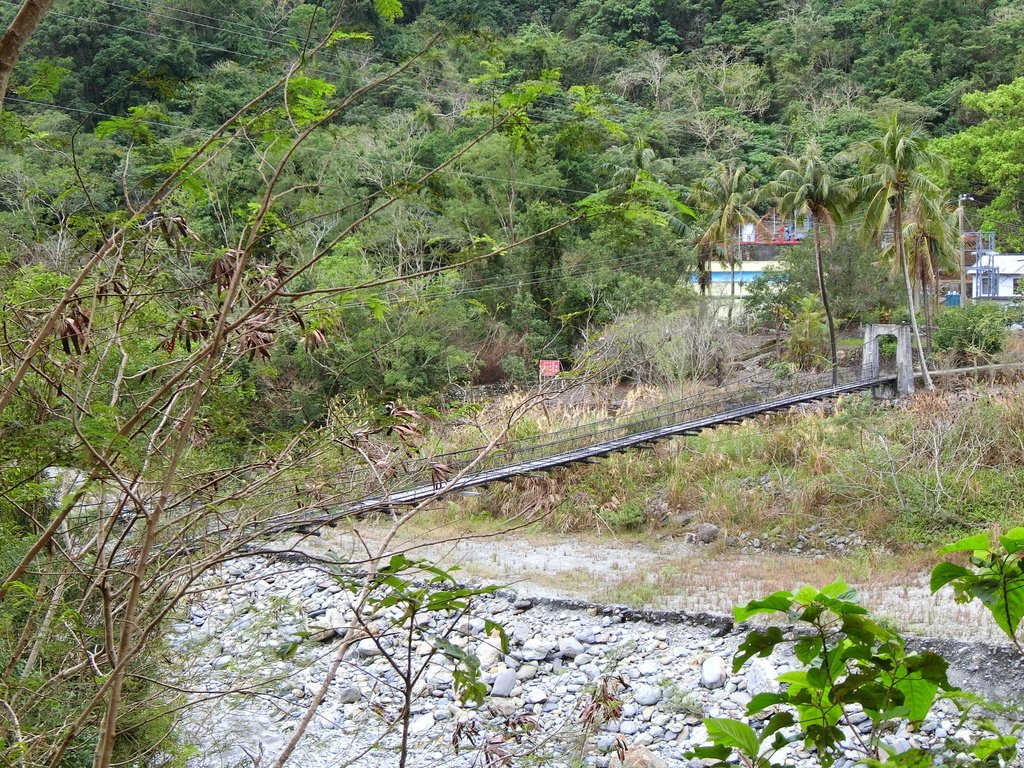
[
  {"left": 1, "top": 0, "right": 1023, "bottom": 419},
  {"left": 4, "top": 3, "right": 1024, "bottom": 766}
]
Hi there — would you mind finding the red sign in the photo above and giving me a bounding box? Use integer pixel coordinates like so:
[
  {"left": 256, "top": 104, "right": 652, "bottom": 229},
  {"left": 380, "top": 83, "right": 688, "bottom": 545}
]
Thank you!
[{"left": 538, "top": 359, "right": 561, "bottom": 378}]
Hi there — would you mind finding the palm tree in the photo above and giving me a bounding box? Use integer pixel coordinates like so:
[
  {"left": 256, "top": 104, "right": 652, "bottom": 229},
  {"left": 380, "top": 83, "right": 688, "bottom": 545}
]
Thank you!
[
  {"left": 604, "top": 137, "right": 691, "bottom": 239},
  {"left": 846, "top": 115, "right": 948, "bottom": 390},
  {"left": 604, "top": 137, "right": 675, "bottom": 191},
  {"left": 903, "top": 188, "right": 959, "bottom": 353},
  {"left": 689, "top": 163, "right": 757, "bottom": 313},
  {"left": 768, "top": 140, "right": 856, "bottom": 386}
]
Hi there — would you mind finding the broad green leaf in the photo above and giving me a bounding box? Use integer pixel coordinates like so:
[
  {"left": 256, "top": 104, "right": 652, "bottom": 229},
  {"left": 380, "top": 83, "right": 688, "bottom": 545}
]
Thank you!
[
  {"left": 794, "top": 636, "right": 823, "bottom": 664},
  {"left": 999, "top": 528, "right": 1024, "bottom": 554},
  {"left": 896, "top": 677, "right": 939, "bottom": 722},
  {"left": 930, "top": 562, "right": 971, "bottom": 593},
  {"left": 820, "top": 579, "right": 857, "bottom": 600},
  {"left": 905, "top": 651, "right": 950, "bottom": 685},
  {"left": 734, "top": 591, "right": 793, "bottom": 620},
  {"left": 988, "top": 575, "right": 1024, "bottom": 639},
  {"left": 760, "top": 711, "right": 795, "bottom": 741},
  {"left": 704, "top": 718, "right": 760, "bottom": 758},
  {"left": 747, "top": 692, "right": 788, "bottom": 715},
  {"left": 689, "top": 744, "right": 731, "bottom": 761},
  {"left": 972, "top": 735, "right": 1019, "bottom": 760},
  {"left": 733, "top": 626, "right": 785, "bottom": 670},
  {"left": 793, "top": 585, "right": 821, "bottom": 606},
  {"left": 938, "top": 532, "right": 991, "bottom": 554},
  {"left": 777, "top": 670, "right": 809, "bottom": 689},
  {"left": 384, "top": 553, "right": 414, "bottom": 572}
]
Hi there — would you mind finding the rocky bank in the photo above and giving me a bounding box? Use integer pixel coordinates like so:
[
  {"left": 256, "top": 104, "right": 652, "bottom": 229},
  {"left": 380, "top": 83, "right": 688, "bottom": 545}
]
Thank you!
[{"left": 170, "top": 555, "right": 1022, "bottom": 768}]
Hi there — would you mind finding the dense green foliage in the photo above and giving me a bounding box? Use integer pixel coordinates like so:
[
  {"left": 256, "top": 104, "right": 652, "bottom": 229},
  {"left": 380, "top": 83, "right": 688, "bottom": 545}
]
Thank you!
[
  {"left": 932, "top": 303, "right": 1009, "bottom": 364},
  {"left": 2, "top": 0, "right": 1023, "bottom": 417},
  {"left": 743, "top": 234, "right": 901, "bottom": 327},
  {"left": 1, "top": 2, "right": 1024, "bottom": 765},
  {"left": 936, "top": 77, "right": 1024, "bottom": 251}
]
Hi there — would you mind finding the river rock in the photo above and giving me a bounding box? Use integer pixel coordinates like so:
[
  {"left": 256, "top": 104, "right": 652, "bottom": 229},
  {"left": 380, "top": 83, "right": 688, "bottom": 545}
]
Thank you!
[
  {"left": 409, "top": 712, "right": 434, "bottom": 734},
  {"left": 517, "top": 663, "right": 539, "bottom": 680},
  {"left": 701, "top": 655, "right": 728, "bottom": 689},
  {"left": 355, "top": 638, "right": 381, "bottom": 657},
  {"left": 559, "top": 636, "right": 587, "bottom": 658},
  {"left": 637, "top": 659, "right": 659, "bottom": 675},
  {"left": 634, "top": 684, "right": 662, "bottom": 706},
  {"left": 476, "top": 631, "right": 504, "bottom": 667},
  {"left": 172, "top": 556, "right": 995, "bottom": 768},
  {"left": 696, "top": 523, "right": 720, "bottom": 544},
  {"left": 521, "top": 637, "right": 554, "bottom": 661},
  {"left": 491, "top": 669, "right": 517, "bottom": 697},
  {"left": 746, "top": 657, "right": 778, "bottom": 696},
  {"left": 608, "top": 746, "right": 669, "bottom": 768}
]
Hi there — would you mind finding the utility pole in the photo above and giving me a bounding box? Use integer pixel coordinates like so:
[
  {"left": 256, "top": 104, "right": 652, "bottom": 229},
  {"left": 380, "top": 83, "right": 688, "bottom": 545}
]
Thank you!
[{"left": 957, "top": 194, "right": 972, "bottom": 307}]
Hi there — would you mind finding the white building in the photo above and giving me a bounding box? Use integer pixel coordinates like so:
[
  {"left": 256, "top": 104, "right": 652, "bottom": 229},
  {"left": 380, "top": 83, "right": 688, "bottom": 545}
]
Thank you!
[
  {"left": 700, "top": 260, "right": 783, "bottom": 297},
  {"left": 968, "top": 252, "right": 1024, "bottom": 300}
]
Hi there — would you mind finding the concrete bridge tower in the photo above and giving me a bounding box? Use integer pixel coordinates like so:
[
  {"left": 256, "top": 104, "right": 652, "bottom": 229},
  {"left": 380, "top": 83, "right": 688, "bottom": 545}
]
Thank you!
[{"left": 861, "top": 323, "right": 915, "bottom": 397}]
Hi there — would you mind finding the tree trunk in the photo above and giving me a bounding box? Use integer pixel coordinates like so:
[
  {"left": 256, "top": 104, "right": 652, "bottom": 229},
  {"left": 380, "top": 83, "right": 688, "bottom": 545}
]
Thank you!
[
  {"left": 0, "top": 0, "right": 55, "bottom": 110},
  {"left": 698, "top": 245, "right": 709, "bottom": 295},
  {"left": 895, "top": 204, "right": 932, "bottom": 390},
  {"left": 727, "top": 238, "right": 735, "bottom": 321},
  {"left": 922, "top": 278, "right": 932, "bottom": 355},
  {"left": 813, "top": 217, "right": 838, "bottom": 386}
]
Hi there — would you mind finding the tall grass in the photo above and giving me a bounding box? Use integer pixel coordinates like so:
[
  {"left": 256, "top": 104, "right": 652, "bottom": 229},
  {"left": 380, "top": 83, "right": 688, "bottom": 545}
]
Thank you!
[{"left": 450, "top": 389, "right": 1024, "bottom": 546}]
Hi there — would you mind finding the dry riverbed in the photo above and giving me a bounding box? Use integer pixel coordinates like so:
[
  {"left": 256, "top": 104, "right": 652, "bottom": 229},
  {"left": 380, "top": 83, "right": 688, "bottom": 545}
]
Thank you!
[{"left": 281, "top": 520, "right": 1006, "bottom": 644}]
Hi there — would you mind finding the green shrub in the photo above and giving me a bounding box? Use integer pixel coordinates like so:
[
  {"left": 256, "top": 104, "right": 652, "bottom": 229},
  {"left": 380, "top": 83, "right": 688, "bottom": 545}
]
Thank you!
[
  {"left": 602, "top": 501, "right": 647, "bottom": 530},
  {"left": 782, "top": 296, "right": 829, "bottom": 370},
  {"left": 933, "top": 303, "right": 1008, "bottom": 364},
  {"left": 1004, "top": 302, "right": 1024, "bottom": 327}
]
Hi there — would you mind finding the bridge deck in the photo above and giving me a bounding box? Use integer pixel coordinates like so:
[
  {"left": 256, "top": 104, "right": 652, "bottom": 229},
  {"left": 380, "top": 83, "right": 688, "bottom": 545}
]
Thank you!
[{"left": 289, "top": 376, "right": 895, "bottom": 529}]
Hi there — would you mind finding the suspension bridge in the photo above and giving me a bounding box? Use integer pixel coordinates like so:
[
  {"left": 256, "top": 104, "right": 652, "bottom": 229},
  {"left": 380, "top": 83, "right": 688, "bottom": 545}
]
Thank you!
[{"left": 268, "top": 325, "right": 923, "bottom": 532}]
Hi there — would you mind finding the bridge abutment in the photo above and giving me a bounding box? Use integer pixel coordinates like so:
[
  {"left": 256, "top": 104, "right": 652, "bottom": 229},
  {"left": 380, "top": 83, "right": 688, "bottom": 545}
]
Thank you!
[{"left": 861, "top": 323, "right": 914, "bottom": 397}]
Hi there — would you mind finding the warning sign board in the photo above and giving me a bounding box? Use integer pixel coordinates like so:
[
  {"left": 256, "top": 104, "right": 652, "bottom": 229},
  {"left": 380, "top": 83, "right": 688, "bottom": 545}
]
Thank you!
[{"left": 538, "top": 359, "right": 561, "bottom": 378}]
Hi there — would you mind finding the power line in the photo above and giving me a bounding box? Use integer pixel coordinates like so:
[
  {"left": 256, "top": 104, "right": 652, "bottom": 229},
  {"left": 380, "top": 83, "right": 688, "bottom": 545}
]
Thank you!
[
  {"left": 2, "top": 0, "right": 579, "bottom": 127},
  {"left": 6, "top": 93, "right": 607, "bottom": 195},
  {"left": 103, "top": 0, "right": 489, "bottom": 97}
]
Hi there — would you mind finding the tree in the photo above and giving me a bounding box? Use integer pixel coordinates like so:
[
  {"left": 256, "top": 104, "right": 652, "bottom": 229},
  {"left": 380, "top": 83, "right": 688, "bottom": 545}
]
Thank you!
[
  {"left": 0, "top": 24, "right": 599, "bottom": 768},
  {"left": 903, "top": 186, "right": 958, "bottom": 352},
  {"left": 0, "top": 0, "right": 55, "bottom": 109},
  {"left": 768, "top": 140, "right": 856, "bottom": 385},
  {"left": 847, "top": 114, "right": 949, "bottom": 391},
  {"left": 604, "top": 136, "right": 675, "bottom": 191},
  {"left": 689, "top": 162, "right": 757, "bottom": 312},
  {"left": 935, "top": 77, "right": 1024, "bottom": 251}
]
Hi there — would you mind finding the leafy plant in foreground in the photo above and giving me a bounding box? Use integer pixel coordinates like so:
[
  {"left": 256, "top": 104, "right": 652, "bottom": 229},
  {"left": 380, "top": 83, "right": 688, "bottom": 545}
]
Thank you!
[
  {"left": 693, "top": 576, "right": 1024, "bottom": 768},
  {"left": 692, "top": 580, "right": 954, "bottom": 767},
  {"left": 931, "top": 527, "right": 1024, "bottom": 652},
  {"left": 347, "top": 554, "right": 510, "bottom": 768}
]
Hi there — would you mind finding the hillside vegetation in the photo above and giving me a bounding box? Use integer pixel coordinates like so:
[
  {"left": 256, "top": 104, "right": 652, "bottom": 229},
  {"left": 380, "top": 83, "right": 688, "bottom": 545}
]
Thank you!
[
  {"left": 2, "top": 1, "right": 1024, "bottom": 765},
  {"left": 2, "top": 0, "right": 1023, "bottom": 419}
]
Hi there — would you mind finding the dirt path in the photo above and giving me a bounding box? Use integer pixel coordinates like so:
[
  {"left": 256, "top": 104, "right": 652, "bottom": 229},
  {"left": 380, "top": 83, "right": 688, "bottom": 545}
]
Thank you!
[{"left": 285, "top": 521, "right": 1005, "bottom": 644}]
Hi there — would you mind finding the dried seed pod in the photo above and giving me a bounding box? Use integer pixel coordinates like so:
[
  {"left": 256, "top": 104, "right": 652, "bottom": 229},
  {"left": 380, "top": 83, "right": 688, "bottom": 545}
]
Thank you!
[{"left": 59, "top": 306, "right": 91, "bottom": 355}]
